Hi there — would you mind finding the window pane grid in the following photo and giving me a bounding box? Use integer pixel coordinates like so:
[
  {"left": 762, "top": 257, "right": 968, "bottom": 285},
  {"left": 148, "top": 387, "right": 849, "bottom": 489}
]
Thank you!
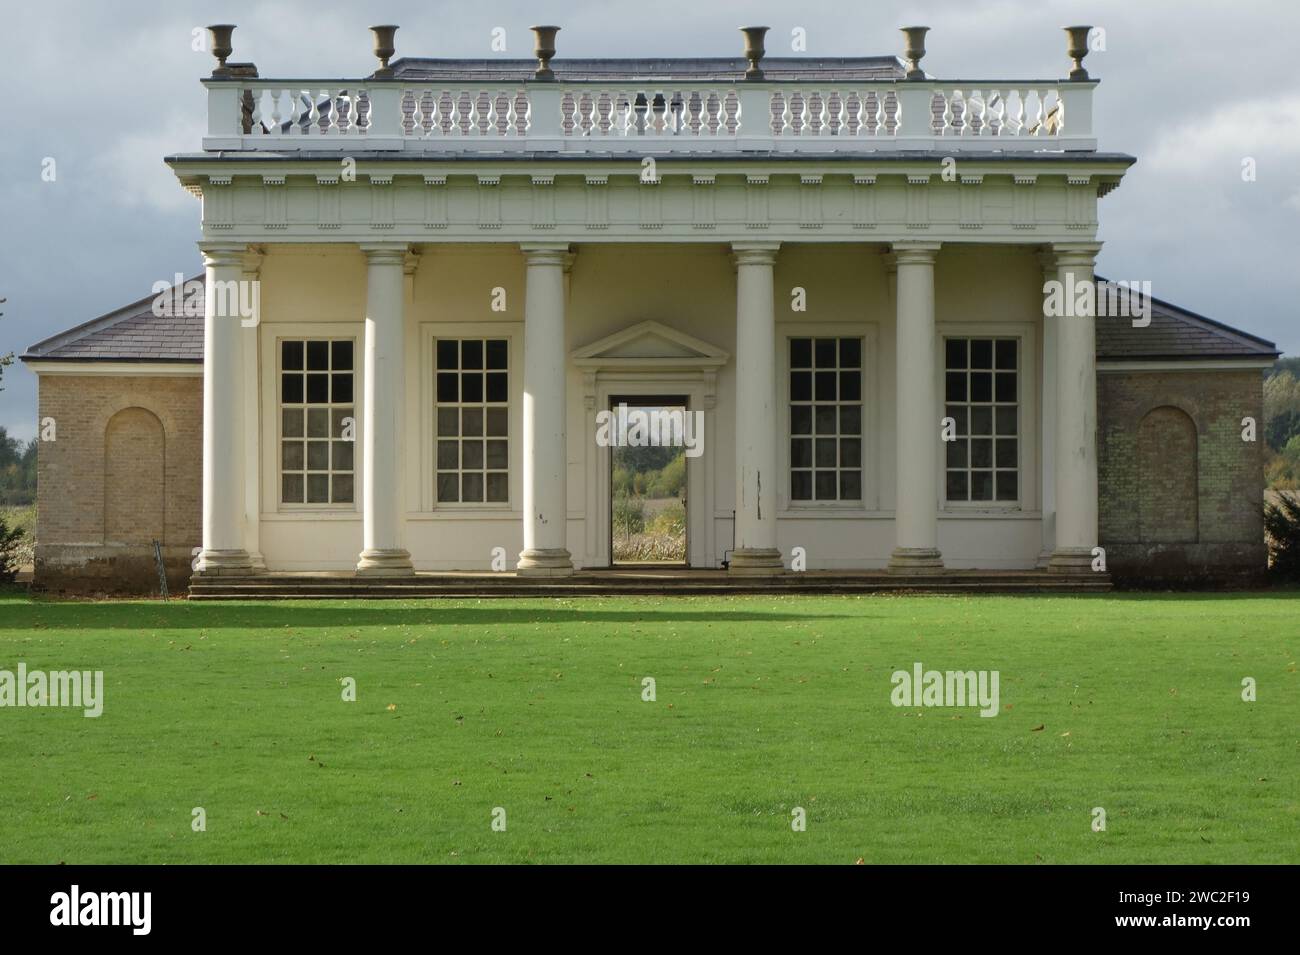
[
  {"left": 280, "top": 338, "right": 355, "bottom": 505},
  {"left": 790, "top": 337, "right": 863, "bottom": 502},
  {"left": 944, "top": 337, "right": 1018, "bottom": 504},
  {"left": 436, "top": 337, "right": 509, "bottom": 504}
]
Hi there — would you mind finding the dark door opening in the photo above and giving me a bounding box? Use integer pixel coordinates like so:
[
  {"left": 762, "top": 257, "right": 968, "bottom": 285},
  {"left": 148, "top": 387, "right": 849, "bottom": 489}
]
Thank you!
[{"left": 609, "top": 395, "right": 689, "bottom": 566}]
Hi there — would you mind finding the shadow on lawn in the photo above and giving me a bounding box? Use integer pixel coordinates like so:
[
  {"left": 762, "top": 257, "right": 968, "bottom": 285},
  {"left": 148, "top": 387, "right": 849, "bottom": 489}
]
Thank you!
[{"left": 1, "top": 601, "right": 853, "bottom": 632}]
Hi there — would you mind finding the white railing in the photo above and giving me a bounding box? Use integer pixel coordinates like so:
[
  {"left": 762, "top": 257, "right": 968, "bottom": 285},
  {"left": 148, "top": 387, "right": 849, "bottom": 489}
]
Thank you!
[{"left": 204, "top": 78, "right": 1095, "bottom": 152}]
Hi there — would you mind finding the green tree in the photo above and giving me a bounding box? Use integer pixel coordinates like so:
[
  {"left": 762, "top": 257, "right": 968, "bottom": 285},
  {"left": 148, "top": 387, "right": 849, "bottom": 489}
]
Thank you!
[
  {"left": 1264, "top": 370, "right": 1300, "bottom": 450},
  {"left": 0, "top": 512, "right": 24, "bottom": 582},
  {"left": 1272, "top": 356, "right": 1300, "bottom": 380},
  {"left": 0, "top": 427, "right": 36, "bottom": 506},
  {"left": 1264, "top": 492, "right": 1300, "bottom": 579},
  {"left": 647, "top": 453, "right": 686, "bottom": 498}
]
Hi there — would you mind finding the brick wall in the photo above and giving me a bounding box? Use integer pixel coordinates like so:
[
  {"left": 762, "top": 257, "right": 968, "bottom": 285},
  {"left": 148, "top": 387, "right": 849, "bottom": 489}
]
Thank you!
[
  {"left": 34, "top": 373, "right": 203, "bottom": 593},
  {"left": 1098, "top": 367, "right": 1267, "bottom": 585}
]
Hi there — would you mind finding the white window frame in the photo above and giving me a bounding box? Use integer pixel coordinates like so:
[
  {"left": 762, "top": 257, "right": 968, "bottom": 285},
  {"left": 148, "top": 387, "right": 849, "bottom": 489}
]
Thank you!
[
  {"left": 935, "top": 322, "right": 1038, "bottom": 513},
  {"left": 777, "top": 322, "right": 879, "bottom": 515},
  {"left": 261, "top": 323, "right": 364, "bottom": 515},
  {"left": 419, "top": 322, "right": 523, "bottom": 513}
]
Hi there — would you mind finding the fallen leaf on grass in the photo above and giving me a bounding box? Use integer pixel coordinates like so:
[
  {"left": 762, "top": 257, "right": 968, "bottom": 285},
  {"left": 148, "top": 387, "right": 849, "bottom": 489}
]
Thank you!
[{"left": 1031, "top": 724, "right": 1045, "bottom": 732}]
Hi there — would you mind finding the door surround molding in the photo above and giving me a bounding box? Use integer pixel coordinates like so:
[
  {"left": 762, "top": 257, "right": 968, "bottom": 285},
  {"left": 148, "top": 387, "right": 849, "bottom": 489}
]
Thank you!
[{"left": 572, "top": 320, "right": 729, "bottom": 568}]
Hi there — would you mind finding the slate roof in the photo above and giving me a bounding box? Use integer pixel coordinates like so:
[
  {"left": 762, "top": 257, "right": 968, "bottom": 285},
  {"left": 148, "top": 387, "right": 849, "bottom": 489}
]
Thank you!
[
  {"left": 1093, "top": 276, "right": 1279, "bottom": 362},
  {"left": 389, "top": 56, "right": 906, "bottom": 83},
  {"left": 22, "top": 279, "right": 204, "bottom": 363},
  {"left": 22, "top": 272, "right": 1278, "bottom": 365}
]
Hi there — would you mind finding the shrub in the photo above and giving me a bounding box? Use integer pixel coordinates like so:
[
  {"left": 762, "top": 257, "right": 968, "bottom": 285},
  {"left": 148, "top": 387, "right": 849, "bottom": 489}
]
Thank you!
[
  {"left": 612, "top": 495, "right": 645, "bottom": 540},
  {"left": 647, "top": 453, "right": 686, "bottom": 498},
  {"left": 1264, "top": 492, "right": 1300, "bottom": 580},
  {"left": 612, "top": 466, "right": 632, "bottom": 497},
  {"left": 646, "top": 501, "right": 685, "bottom": 537},
  {"left": 0, "top": 513, "right": 25, "bottom": 583}
]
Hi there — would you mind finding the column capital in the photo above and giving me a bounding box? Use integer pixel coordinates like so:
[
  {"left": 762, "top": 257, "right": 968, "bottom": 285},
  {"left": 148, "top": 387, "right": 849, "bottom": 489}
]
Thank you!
[
  {"left": 1047, "top": 241, "right": 1103, "bottom": 268},
  {"left": 520, "top": 241, "right": 572, "bottom": 266},
  {"left": 403, "top": 247, "right": 422, "bottom": 277},
  {"left": 242, "top": 244, "right": 266, "bottom": 277},
  {"left": 199, "top": 241, "right": 250, "bottom": 269},
  {"left": 731, "top": 241, "right": 780, "bottom": 267},
  {"left": 360, "top": 241, "right": 412, "bottom": 265},
  {"left": 888, "top": 240, "right": 942, "bottom": 265}
]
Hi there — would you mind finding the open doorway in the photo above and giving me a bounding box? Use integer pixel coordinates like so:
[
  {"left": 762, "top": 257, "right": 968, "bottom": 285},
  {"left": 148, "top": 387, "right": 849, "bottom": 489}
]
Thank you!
[{"left": 609, "top": 396, "right": 689, "bottom": 566}]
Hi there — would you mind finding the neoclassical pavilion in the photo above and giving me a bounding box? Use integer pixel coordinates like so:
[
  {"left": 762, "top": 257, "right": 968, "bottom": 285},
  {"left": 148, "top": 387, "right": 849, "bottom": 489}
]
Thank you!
[{"left": 24, "top": 25, "right": 1277, "bottom": 592}]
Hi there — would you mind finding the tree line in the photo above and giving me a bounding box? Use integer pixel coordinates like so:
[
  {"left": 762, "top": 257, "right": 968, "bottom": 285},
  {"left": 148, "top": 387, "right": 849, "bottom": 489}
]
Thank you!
[
  {"left": 1265, "top": 357, "right": 1300, "bottom": 489},
  {"left": 0, "top": 427, "right": 36, "bottom": 506}
]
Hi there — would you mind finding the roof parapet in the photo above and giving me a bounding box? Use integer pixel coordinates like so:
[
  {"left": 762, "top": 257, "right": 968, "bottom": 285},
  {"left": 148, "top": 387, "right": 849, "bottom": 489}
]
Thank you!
[{"left": 198, "top": 23, "right": 1101, "bottom": 156}]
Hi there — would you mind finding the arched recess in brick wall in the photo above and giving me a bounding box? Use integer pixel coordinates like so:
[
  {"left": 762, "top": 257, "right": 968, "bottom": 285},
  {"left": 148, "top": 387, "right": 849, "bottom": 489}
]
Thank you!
[
  {"left": 1137, "top": 406, "right": 1198, "bottom": 543},
  {"left": 104, "top": 407, "right": 165, "bottom": 546}
]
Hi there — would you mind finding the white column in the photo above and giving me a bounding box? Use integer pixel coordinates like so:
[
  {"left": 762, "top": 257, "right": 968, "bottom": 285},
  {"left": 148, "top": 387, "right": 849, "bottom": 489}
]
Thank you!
[
  {"left": 1037, "top": 250, "right": 1058, "bottom": 567},
  {"left": 356, "top": 243, "right": 413, "bottom": 575},
  {"left": 241, "top": 246, "right": 265, "bottom": 571},
  {"left": 1049, "top": 243, "right": 1102, "bottom": 574},
  {"left": 196, "top": 243, "right": 252, "bottom": 574},
  {"left": 888, "top": 241, "right": 944, "bottom": 574},
  {"left": 729, "top": 242, "right": 783, "bottom": 575},
  {"left": 517, "top": 243, "right": 574, "bottom": 576}
]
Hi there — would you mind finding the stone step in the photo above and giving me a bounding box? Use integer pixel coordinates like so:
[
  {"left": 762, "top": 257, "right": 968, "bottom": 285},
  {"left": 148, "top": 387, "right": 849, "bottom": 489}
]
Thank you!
[{"left": 189, "top": 572, "right": 1111, "bottom": 599}]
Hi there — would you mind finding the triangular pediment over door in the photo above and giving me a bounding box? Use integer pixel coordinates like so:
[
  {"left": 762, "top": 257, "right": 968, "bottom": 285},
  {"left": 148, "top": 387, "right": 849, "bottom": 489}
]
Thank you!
[{"left": 571, "top": 319, "right": 730, "bottom": 370}]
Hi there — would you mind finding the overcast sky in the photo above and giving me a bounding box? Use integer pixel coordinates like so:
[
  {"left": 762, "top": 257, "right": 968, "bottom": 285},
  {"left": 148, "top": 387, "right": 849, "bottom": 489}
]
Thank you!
[{"left": 1, "top": 0, "right": 1297, "bottom": 441}]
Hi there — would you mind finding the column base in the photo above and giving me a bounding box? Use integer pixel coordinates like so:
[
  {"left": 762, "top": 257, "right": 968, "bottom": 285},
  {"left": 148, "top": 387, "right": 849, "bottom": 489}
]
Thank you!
[
  {"left": 356, "top": 548, "right": 415, "bottom": 576},
  {"left": 727, "top": 547, "right": 785, "bottom": 576},
  {"left": 1048, "top": 547, "right": 1096, "bottom": 575},
  {"left": 1035, "top": 549, "right": 1052, "bottom": 569},
  {"left": 887, "top": 547, "right": 945, "bottom": 575},
  {"left": 194, "top": 549, "right": 254, "bottom": 576},
  {"left": 517, "top": 548, "right": 574, "bottom": 577}
]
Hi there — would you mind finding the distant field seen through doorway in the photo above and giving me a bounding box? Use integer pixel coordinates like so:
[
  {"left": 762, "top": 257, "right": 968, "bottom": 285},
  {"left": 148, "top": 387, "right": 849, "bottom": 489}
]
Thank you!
[{"left": 610, "top": 397, "right": 688, "bottom": 565}]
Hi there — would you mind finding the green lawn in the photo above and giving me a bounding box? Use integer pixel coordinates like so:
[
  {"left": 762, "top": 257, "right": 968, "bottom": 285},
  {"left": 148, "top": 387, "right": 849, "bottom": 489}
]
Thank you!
[{"left": 0, "top": 591, "right": 1295, "bottom": 864}]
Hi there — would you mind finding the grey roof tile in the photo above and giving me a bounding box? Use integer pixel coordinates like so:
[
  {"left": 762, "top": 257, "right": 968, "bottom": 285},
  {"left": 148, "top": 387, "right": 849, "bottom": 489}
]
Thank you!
[
  {"left": 1093, "top": 276, "right": 1278, "bottom": 361},
  {"left": 22, "top": 277, "right": 205, "bottom": 363}
]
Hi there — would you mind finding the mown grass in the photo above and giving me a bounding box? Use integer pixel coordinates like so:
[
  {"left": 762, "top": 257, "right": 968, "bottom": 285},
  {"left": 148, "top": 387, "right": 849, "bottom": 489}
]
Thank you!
[{"left": 0, "top": 591, "right": 1295, "bottom": 864}]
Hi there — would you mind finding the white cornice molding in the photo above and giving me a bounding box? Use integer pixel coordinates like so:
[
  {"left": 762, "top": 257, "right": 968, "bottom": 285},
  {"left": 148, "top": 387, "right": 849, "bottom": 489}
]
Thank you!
[{"left": 25, "top": 361, "right": 203, "bottom": 377}]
